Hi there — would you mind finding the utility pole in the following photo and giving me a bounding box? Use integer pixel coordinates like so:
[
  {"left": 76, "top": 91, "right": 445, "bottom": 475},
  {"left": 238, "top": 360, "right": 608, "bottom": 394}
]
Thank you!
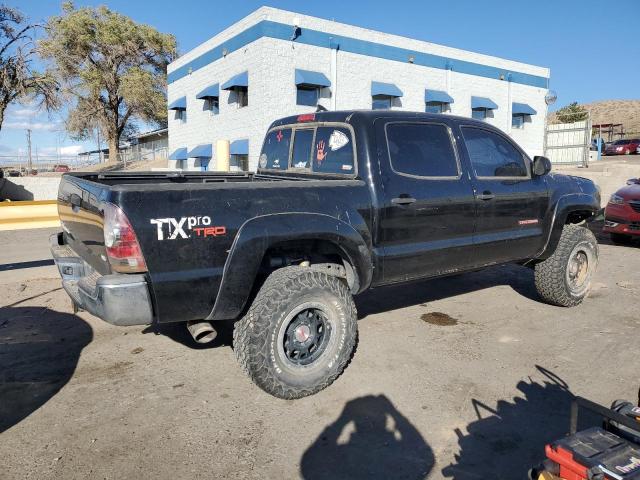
[{"left": 26, "top": 129, "right": 32, "bottom": 174}]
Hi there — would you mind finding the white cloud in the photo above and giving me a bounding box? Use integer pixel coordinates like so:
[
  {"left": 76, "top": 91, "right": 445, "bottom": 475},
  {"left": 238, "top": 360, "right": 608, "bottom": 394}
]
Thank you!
[
  {"left": 59, "top": 145, "right": 83, "bottom": 155},
  {"left": 3, "top": 121, "right": 61, "bottom": 131},
  {"left": 10, "top": 107, "right": 41, "bottom": 118}
]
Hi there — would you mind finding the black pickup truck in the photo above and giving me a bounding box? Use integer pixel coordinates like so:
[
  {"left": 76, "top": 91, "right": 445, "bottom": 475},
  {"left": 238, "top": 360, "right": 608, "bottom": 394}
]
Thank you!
[{"left": 51, "top": 110, "right": 600, "bottom": 399}]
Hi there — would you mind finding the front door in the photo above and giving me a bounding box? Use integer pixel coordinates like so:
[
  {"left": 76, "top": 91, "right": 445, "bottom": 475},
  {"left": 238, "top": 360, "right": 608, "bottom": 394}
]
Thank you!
[
  {"left": 457, "top": 125, "right": 550, "bottom": 265},
  {"left": 376, "top": 119, "right": 477, "bottom": 283}
]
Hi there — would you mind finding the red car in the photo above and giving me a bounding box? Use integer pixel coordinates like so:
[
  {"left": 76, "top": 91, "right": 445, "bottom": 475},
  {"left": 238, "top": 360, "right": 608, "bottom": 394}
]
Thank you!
[
  {"left": 603, "top": 178, "right": 640, "bottom": 243},
  {"left": 604, "top": 138, "right": 640, "bottom": 155},
  {"left": 53, "top": 164, "right": 71, "bottom": 173}
]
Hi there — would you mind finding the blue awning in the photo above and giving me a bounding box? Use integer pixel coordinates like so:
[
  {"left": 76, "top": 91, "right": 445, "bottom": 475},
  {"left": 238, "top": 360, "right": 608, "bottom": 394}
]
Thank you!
[
  {"left": 371, "top": 81, "right": 403, "bottom": 98},
  {"left": 512, "top": 102, "right": 537, "bottom": 115},
  {"left": 169, "top": 147, "right": 188, "bottom": 161},
  {"left": 230, "top": 139, "right": 249, "bottom": 155},
  {"left": 425, "top": 90, "right": 454, "bottom": 104},
  {"left": 168, "top": 97, "right": 186, "bottom": 110},
  {"left": 221, "top": 71, "right": 248, "bottom": 90},
  {"left": 188, "top": 144, "right": 212, "bottom": 158},
  {"left": 471, "top": 96, "right": 498, "bottom": 110},
  {"left": 295, "top": 69, "right": 331, "bottom": 88},
  {"left": 196, "top": 83, "right": 219, "bottom": 99}
]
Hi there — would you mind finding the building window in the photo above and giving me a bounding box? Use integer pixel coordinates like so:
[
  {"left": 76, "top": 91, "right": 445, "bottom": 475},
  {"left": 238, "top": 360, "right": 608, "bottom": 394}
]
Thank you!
[
  {"left": 175, "top": 109, "right": 186, "bottom": 122},
  {"left": 206, "top": 98, "right": 219, "bottom": 115},
  {"left": 372, "top": 97, "right": 392, "bottom": 110},
  {"left": 297, "top": 87, "right": 319, "bottom": 106},
  {"left": 426, "top": 102, "right": 449, "bottom": 114},
  {"left": 234, "top": 87, "right": 248, "bottom": 108},
  {"left": 472, "top": 108, "right": 488, "bottom": 120},
  {"left": 512, "top": 114, "right": 527, "bottom": 129},
  {"left": 231, "top": 154, "right": 249, "bottom": 171}
]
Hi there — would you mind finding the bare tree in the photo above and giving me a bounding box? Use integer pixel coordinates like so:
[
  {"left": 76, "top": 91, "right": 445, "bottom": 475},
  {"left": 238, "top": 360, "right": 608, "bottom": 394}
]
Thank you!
[{"left": 0, "top": 4, "right": 58, "bottom": 131}]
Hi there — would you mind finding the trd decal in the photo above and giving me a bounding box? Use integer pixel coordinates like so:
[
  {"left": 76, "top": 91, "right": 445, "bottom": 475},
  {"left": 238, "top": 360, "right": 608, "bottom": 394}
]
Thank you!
[
  {"left": 518, "top": 219, "right": 539, "bottom": 226},
  {"left": 150, "top": 216, "right": 226, "bottom": 240}
]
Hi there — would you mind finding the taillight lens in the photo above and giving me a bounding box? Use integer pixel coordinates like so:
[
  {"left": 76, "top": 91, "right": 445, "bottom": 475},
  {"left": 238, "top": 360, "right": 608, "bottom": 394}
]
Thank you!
[{"left": 103, "top": 203, "right": 147, "bottom": 273}]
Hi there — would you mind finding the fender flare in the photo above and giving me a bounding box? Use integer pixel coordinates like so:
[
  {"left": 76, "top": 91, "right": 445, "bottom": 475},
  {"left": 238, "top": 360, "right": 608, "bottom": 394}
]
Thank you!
[
  {"left": 207, "top": 212, "right": 372, "bottom": 321},
  {"left": 536, "top": 193, "right": 600, "bottom": 260}
]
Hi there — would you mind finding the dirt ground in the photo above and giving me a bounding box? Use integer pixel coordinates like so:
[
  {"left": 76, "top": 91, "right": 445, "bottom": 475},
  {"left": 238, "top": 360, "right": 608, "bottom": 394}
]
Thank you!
[{"left": 1, "top": 228, "right": 639, "bottom": 479}]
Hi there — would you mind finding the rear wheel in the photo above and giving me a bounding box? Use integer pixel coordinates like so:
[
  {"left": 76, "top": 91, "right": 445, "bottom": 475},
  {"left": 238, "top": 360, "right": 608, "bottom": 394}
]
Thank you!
[
  {"left": 233, "top": 266, "right": 358, "bottom": 399},
  {"left": 534, "top": 224, "right": 598, "bottom": 307}
]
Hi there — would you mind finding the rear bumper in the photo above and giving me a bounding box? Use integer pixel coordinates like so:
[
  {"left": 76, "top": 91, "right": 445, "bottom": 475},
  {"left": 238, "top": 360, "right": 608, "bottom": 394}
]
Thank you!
[{"left": 50, "top": 233, "right": 154, "bottom": 326}]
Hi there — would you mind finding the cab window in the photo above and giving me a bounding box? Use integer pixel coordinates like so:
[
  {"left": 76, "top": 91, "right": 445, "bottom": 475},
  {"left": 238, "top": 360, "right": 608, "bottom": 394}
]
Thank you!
[
  {"left": 461, "top": 127, "right": 528, "bottom": 177},
  {"left": 260, "top": 128, "right": 291, "bottom": 170}
]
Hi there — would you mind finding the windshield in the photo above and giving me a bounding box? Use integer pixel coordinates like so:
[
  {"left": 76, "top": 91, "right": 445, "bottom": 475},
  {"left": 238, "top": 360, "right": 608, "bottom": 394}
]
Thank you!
[{"left": 613, "top": 140, "right": 630, "bottom": 145}]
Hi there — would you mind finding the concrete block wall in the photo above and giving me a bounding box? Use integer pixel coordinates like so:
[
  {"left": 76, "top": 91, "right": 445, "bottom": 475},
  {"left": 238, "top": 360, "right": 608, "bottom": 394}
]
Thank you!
[{"left": 168, "top": 6, "right": 550, "bottom": 171}]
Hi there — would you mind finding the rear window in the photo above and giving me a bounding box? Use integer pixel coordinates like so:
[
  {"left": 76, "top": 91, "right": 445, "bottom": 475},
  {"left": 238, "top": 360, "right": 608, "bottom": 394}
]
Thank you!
[
  {"left": 291, "top": 129, "right": 314, "bottom": 168},
  {"left": 312, "top": 127, "right": 354, "bottom": 174},
  {"left": 260, "top": 128, "right": 291, "bottom": 170},
  {"left": 260, "top": 124, "right": 355, "bottom": 175}
]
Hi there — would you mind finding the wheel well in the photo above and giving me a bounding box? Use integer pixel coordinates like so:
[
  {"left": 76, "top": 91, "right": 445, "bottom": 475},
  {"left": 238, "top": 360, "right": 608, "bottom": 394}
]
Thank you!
[
  {"left": 259, "top": 239, "right": 358, "bottom": 292},
  {"left": 565, "top": 210, "right": 595, "bottom": 224}
]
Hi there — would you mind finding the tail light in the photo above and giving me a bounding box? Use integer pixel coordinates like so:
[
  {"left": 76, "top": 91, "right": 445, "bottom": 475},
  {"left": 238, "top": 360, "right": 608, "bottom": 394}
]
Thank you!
[{"left": 103, "top": 203, "right": 147, "bottom": 273}]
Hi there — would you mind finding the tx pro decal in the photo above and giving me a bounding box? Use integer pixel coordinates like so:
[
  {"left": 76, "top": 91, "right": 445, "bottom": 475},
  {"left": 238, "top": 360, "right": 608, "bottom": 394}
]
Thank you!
[{"left": 150, "top": 216, "right": 226, "bottom": 240}]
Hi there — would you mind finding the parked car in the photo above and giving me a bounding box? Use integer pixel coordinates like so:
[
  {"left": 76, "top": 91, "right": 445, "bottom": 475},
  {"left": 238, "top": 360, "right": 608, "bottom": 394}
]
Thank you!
[
  {"left": 7, "top": 169, "right": 21, "bottom": 177},
  {"left": 604, "top": 139, "right": 640, "bottom": 155},
  {"left": 50, "top": 110, "right": 601, "bottom": 399},
  {"left": 53, "top": 164, "right": 71, "bottom": 173},
  {"left": 603, "top": 178, "right": 640, "bottom": 243}
]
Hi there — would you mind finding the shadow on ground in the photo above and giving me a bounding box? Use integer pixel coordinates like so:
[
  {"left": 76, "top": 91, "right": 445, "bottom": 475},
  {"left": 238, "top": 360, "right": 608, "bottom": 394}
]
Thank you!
[
  {"left": 0, "top": 306, "right": 92, "bottom": 433},
  {"left": 142, "top": 320, "right": 235, "bottom": 350},
  {"left": 300, "top": 395, "right": 434, "bottom": 480},
  {"left": 442, "top": 365, "right": 600, "bottom": 479},
  {"left": 355, "top": 263, "right": 538, "bottom": 319}
]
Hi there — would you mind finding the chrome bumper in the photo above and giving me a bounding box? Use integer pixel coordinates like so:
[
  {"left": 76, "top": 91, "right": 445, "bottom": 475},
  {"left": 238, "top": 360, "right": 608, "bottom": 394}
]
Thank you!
[{"left": 50, "top": 233, "right": 154, "bottom": 326}]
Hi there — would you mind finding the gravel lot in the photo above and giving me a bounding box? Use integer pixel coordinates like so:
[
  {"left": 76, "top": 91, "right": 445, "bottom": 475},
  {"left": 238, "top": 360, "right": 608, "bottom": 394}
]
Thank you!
[{"left": 1, "top": 227, "right": 639, "bottom": 479}]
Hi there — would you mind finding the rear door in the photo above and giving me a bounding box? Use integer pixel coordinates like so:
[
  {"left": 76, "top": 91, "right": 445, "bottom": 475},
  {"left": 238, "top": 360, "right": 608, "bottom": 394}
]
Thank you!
[
  {"left": 376, "top": 119, "right": 477, "bottom": 283},
  {"left": 457, "top": 125, "right": 550, "bottom": 265}
]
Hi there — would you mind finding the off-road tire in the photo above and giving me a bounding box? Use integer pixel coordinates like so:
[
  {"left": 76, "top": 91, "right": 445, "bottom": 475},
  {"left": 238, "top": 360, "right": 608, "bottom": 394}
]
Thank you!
[
  {"left": 233, "top": 266, "right": 358, "bottom": 399},
  {"left": 534, "top": 224, "right": 598, "bottom": 307}
]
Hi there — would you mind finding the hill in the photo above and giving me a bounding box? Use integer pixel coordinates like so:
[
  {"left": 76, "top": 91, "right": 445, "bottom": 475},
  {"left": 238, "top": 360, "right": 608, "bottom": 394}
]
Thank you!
[{"left": 549, "top": 100, "right": 640, "bottom": 135}]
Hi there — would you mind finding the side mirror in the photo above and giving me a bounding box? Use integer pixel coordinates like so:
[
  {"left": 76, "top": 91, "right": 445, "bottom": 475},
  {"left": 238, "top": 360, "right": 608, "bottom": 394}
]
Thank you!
[{"left": 532, "top": 156, "right": 552, "bottom": 177}]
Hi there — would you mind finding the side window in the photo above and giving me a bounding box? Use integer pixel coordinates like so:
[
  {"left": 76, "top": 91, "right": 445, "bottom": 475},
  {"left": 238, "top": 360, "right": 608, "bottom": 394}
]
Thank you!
[
  {"left": 461, "top": 127, "right": 528, "bottom": 177},
  {"left": 260, "top": 128, "right": 291, "bottom": 170},
  {"left": 312, "top": 127, "right": 354, "bottom": 174},
  {"left": 291, "top": 129, "right": 314, "bottom": 168},
  {"left": 386, "top": 123, "right": 459, "bottom": 177}
]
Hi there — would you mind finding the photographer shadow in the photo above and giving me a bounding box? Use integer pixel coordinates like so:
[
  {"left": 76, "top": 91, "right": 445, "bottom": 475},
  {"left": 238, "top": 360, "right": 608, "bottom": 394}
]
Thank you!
[{"left": 300, "top": 394, "right": 434, "bottom": 480}]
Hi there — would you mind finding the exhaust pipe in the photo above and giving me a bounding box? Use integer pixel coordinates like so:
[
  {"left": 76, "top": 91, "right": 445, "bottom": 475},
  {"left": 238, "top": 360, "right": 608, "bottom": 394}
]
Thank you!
[{"left": 186, "top": 320, "right": 217, "bottom": 344}]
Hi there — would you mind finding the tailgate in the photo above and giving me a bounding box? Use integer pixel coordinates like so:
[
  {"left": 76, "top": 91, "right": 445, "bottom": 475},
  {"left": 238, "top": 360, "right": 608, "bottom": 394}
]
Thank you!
[{"left": 57, "top": 174, "right": 111, "bottom": 275}]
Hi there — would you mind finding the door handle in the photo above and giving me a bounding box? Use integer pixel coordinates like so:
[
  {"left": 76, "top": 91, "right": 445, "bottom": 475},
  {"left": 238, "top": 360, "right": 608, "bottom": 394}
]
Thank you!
[
  {"left": 476, "top": 191, "right": 495, "bottom": 201},
  {"left": 391, "top": 196, "right": 416, "bottom": 205}
]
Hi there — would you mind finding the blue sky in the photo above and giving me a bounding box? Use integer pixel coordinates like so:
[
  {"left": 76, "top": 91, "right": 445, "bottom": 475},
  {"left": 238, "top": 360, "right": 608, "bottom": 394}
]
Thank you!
[{"left": 2, "top": 0, "right": 638, "bottom": 159}]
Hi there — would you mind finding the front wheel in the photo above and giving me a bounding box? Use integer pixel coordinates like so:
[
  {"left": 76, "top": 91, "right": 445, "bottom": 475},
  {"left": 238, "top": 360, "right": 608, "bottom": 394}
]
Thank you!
[
  {"left": 534, "top": 224, "right": 598, "bottom": 307},
  {"left": 233, "top": 266, "right": 358, "bottom": 399}
]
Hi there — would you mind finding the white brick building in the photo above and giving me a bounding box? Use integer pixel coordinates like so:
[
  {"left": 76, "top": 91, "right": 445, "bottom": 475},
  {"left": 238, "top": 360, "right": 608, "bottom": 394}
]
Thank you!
[{"left": 167, "top": 7, "right": 550, "bottom": 171}]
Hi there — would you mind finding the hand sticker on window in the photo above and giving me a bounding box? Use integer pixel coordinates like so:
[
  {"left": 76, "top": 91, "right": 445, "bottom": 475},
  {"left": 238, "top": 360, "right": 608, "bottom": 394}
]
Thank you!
[
  {"left": 329, "top": 130, "right": 349, "bottom": 151},
  {"left": 316, "top": 140, "right": 328, "bottom": 164},
  {"left": 259, "top": 153, "right": 267, "bottom": 168}
]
